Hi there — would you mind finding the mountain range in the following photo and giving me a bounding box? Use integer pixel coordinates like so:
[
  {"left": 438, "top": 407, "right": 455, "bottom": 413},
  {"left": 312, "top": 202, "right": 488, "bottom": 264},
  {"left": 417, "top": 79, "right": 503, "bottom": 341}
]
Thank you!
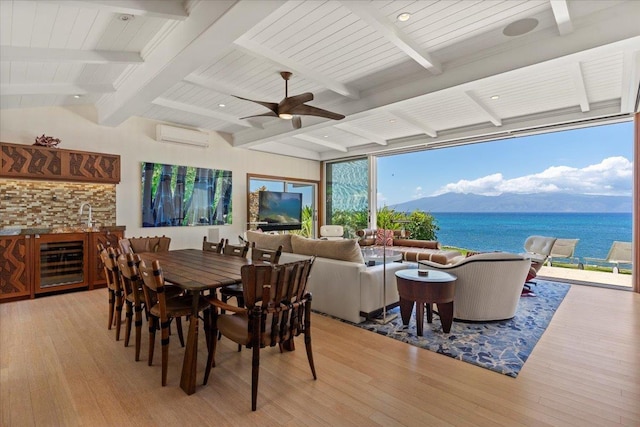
[{"left": 390, "top": 193, "right": 633, "bottom": 213}]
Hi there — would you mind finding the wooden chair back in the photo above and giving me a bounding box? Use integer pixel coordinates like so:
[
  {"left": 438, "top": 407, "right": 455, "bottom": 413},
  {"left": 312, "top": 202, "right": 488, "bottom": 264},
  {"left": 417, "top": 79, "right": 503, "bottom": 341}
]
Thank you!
[
  {"left": 116, "top": 253, "right": 143, "bottom": 304},
  {"left": 138, "top": 260, "right": 167, "bottom": 326},
  {"left": 203, "top": 236, "right": 224, "bottom": 253},
  {"left": 204, "top": 257, "right": 316, "bottom": 410},
  {"left": 118, "top": 238, "right": 133, "bottom": 254},
  {"left": 250, "top": 243, "right": 283, "bottom": 264},
  {"left": 223, "top": 240, "right": 249, "bottom": 257},
  {"left": 99, "top": 245, "right": 120, "bottom": 290}
]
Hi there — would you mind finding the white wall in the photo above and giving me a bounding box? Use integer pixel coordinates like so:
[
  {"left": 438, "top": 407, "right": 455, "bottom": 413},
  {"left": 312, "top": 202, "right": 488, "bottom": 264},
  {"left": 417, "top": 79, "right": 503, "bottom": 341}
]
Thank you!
[{"left": 0, "top": 105, "right": 320, "bottom": 249}]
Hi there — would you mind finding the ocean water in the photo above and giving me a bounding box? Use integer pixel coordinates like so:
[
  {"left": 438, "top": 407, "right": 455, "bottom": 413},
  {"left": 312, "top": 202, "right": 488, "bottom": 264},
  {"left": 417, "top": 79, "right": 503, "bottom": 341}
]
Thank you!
[{"left": 433, "top": 212, "right": 632, "bottom": 260}]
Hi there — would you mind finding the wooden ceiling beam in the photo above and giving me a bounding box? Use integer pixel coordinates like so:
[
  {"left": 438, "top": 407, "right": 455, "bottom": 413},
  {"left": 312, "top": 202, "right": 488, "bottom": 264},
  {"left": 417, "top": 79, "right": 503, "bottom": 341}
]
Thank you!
[
  {"left": 152, "top": 98, "right": 262, "bottom": 129},
  {"left": 550, "top": 0, "right": 573, "bottom": 36},
  {"left": 234, "top": 39, "right": 360, "bottom": 99},
  {"left": 293, "top": 134, "right": 348, "bottom": 152},
  {"left": 0, "top": 46, "right": 142, "bottom": 64},
  {"left": 341, "top": 1, "right": 442, "bottom": 75},
  {"left": 58, "top": 0, "right": 188, "bottom": 20},
  {"left": 1, "top": 83, "right": 115, "bottom": 95}
]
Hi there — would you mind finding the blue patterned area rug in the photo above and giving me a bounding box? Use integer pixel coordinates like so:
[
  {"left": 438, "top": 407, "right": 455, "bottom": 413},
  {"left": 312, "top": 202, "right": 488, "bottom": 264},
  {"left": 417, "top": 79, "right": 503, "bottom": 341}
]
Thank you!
[{"left": 353, "top": 280, "right": 570, "bottom": 377}]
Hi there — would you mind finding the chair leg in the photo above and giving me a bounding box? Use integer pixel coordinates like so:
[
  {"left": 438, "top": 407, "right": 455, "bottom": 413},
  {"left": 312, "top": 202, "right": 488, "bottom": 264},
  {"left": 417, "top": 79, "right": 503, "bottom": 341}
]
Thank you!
[
  {"left": 175, "top": 317, "right": 185, "bottom": 347},
  {"left": 160, "top": 318, "right": 170, "bottom": 387},
  {"left": 203, "top": 316, "right": 218, "bottom": 385},
  {"left": 148, "top": 315, "right": 156, "bottom": 366},
  {"left": 251, "top": 342, "right": 260, "bottom": 411},
  {"left": 134, "top": 303, "right": 143, "bottom": 361},
  {"left": 107, "top": 289, "right": 115, "bottom": 330},
  {"left": 304, "top": 305, "right": 317, "bottom": 380},
  {"left": 124, "top": 301, "right": 133, "bottom": 347},
  {"left": 114, "top": 291, "right": 123, "bottom": 341}
]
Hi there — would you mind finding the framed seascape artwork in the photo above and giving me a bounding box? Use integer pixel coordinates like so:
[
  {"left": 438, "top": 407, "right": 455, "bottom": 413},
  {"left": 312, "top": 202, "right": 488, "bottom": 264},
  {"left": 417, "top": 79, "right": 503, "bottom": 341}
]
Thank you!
[{"left": 141, "top": 162, "right": 232, "bottom": 227}]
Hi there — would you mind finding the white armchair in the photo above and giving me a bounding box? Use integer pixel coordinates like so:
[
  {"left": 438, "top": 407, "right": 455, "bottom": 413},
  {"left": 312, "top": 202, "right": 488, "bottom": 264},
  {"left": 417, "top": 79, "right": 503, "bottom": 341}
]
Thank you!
[
  {"left": 320, "top": 225, "right": 344, "bottom": 240},
  {"left": 418, "top": 252, "right": 531, "bottom": 321}
]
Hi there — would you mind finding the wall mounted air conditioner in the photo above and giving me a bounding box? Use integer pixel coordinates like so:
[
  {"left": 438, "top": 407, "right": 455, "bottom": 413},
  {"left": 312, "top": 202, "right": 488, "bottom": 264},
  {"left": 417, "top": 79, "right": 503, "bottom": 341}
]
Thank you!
[{"left": 156, "top": 124, "right": 209, "bottom": 148}]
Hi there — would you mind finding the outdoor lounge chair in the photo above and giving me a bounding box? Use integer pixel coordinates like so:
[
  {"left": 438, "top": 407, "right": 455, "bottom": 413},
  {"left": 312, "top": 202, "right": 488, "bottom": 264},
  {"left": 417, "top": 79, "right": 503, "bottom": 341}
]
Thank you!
[
  {"left": 546, "top": 238, "right": 580, "bottom": 267},
  {"left": 582, "top": 241, "right": 632, "bottom": 273},
  {"left": 521, "top": 235, "right": 557, "bottom": 286}
]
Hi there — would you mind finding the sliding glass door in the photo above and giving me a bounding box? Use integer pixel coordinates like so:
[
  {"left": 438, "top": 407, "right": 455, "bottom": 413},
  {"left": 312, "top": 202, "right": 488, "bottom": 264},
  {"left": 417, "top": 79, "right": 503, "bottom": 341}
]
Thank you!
[{"left": 325, "top": 158, "right": 369, "bottom": 238}]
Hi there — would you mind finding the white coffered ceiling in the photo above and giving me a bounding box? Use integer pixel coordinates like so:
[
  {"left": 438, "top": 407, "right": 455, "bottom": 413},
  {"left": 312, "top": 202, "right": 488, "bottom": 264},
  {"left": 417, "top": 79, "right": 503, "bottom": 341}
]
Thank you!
[{"left": 1, "top": 0, "right": 639, "bottom": 161}]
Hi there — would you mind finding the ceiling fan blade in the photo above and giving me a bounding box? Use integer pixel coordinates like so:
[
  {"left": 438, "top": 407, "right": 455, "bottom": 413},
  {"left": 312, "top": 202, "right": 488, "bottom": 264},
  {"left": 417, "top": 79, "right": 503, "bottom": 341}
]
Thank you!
[
  {"left": 292, "top": 115, "right": 302, "bottom": 129},
  {"left": 239, "top": 112, "right": 278, "bottom": 119},
  {"left": 233, "top": 95, "right": 279, "bottom": 114},
  {"left": 279, "top": 92, "right": 314, "bottom": 113},
  {"left": 289, "top": 104, "right": 345, "bottom": 120}
]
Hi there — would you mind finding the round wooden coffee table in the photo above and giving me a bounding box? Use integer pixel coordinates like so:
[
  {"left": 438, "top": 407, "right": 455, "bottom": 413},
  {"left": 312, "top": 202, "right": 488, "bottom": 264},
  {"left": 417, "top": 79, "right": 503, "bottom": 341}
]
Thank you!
[{"left": 395, "top": 269, "right": 457, "bottom": 335}]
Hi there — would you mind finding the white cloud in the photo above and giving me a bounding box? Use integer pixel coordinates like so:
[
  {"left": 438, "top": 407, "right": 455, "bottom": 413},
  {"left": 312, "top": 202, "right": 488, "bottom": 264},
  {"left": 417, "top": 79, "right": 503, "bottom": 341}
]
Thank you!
[
  {"left": 432, "top": 156, "right": 633, "bottom": 196},
  {"left": 411, "top": 186, "right": 424, "bottom": 199}
]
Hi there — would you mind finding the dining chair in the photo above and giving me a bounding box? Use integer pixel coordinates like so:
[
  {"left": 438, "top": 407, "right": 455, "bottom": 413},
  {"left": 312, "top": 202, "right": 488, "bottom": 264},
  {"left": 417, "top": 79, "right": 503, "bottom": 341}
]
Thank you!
[
  {"left": 116, "top": 253, "right": 148, "bottom": 361},
  {"left": 219, "top": 243, "right": 283, "bottom": 351},
  {"left": 139, "top": 259, "right": 211, "bottom": 386},
  {"left": 99, "top": 245, "right": 124, "bottom": 340},
  {"left": 203, "top": 236, "right": 224, "bottom": 253},
  {"left": 222, "top": 239, "right": 249, "bottom": 257},
  {"left": 203, "top": 258, "right": 316, "bottom": 411}
]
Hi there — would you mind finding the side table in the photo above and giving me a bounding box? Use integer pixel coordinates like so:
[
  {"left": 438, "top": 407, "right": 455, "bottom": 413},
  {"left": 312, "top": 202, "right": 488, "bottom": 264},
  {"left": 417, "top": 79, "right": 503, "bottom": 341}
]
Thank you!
[{"left": 395, "top": 269, "right": 457, "bottom": 335}]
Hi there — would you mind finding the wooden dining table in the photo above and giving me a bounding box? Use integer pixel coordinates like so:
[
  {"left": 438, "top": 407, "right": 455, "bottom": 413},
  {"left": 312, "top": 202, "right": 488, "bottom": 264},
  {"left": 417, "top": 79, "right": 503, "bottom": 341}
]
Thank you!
[{"left": 138, "top": 249, "right": 257, "bottom": 395}]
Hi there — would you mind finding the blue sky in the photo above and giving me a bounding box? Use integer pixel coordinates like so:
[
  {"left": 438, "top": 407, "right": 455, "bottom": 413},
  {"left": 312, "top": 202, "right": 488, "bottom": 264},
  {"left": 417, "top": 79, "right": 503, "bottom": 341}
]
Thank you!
[{"left": 377, "top": 121, "right": 634, "bottom": 207}]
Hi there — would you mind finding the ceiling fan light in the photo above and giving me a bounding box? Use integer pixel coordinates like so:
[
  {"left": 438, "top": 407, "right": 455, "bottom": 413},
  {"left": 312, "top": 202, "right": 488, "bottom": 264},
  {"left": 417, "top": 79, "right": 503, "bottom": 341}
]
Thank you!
[{"left": 279, "top": 113, "right": 293, "bottom": 120}]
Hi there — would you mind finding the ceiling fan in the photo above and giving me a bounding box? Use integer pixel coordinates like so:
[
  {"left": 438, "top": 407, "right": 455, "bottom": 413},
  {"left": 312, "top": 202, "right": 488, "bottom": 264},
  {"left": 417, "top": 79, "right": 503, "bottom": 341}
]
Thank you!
[{"left": 236, "top": 71, "right": 345, "bottom": 129}]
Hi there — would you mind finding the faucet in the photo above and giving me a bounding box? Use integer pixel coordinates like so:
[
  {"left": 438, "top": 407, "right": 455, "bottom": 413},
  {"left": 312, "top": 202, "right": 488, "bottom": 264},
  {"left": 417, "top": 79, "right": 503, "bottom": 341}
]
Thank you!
[{"left": 79, "top": 202, "right": 92, "bottom": 228}]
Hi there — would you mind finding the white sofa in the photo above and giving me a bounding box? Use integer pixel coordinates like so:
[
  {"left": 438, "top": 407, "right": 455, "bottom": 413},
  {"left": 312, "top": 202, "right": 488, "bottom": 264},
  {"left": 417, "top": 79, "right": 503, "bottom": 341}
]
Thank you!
[
  {"left": 418, "top": 252, "right": 531, "bottom": 321},
  {"left": 246, "top": 231, "right": 411, "bottom": 323}
]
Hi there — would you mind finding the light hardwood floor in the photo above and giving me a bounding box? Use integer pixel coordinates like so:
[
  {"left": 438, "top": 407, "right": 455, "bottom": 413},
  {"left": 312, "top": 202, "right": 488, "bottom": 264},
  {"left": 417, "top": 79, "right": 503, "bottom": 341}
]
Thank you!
[{"left": 1, "top": 284, "right": 638, "bottom": 426}]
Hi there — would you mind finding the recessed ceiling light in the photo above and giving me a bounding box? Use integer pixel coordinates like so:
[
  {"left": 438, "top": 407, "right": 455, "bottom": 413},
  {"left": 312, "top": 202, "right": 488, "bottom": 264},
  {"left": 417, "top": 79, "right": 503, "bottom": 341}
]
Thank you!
[
  {"left": 73, "top": 95, "right": 82, "bottom": 99},
  {"left": 323, "top": 135, "right": 329, "bottom": 138},
  {"left": 397, "top": 12, "right": 411, "bottom": 22},
  {"left": 389, "top": 119, "right": 396, "bottom": 123},
  {"left": 490, "top": 95, "right": 500, "bottom": 100},
  {"left": 218, "top": 103, "right": 226, "bottom": 108},
  {"left": 119, "top": 14, "right": 135, "bottom": 22},
  {"left": 503, "top": 18, "right": 538, "bottom": 37}
]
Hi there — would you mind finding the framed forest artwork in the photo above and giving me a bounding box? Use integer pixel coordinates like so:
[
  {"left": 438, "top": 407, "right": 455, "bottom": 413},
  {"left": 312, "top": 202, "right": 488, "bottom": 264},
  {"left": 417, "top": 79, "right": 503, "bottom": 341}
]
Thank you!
[{"left": 141, "top": 162, "right": 232, "bottom": 227}]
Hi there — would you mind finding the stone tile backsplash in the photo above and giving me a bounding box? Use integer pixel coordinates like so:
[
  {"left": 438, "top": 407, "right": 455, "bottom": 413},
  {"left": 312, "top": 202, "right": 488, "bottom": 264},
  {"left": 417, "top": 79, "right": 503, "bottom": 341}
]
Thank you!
[{"left": 1, "top": 179, "right": 116, "bottom": 229}]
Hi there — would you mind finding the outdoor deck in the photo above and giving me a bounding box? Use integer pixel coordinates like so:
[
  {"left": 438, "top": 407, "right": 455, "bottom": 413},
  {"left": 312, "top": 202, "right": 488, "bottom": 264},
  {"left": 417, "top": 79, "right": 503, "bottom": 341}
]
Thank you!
[{"left": 538, "top": 265, "right": 633, "bottom": 288}]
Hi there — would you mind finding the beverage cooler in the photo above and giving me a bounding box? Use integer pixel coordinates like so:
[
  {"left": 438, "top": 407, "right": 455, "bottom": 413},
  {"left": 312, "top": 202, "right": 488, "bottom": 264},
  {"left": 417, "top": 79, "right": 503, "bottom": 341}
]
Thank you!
[{"left": 34, "top": 233, "right": 89, "bottom": 294}]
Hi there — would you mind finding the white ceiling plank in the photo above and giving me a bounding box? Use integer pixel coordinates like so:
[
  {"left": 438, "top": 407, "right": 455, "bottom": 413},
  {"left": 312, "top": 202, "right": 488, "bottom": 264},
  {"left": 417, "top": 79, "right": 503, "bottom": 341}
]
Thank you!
[
  {"left": 234, "top": 39, "right": 360, "bottom": 99},
  {"left": 340, "top": 0, "right": 442, "bottom": 75},
  {"left": 463, "top": 91, "right": 502, "bottom": 127},
  {"left": 550, "top": 0, "right": 573, "bottom": 36},
  {"left": 334, "top": 123, "right": 387, "bottom": 146},
  {"left": 620, "top": 50, "right": 640, "bottom": 113},
  {"left": 388, "top": 110, "right": 437, "bottom": 138},
  {"left": 1, "top": 83, "right": 115, "bottom": 95},
  {"left": 10, "top": 1, "right": 36, "bottom": 48},
  {"left": 293, "top": 134, "right": 348, "bottom": 152},
  {"left": 58, "top": 0, "right": 188, "bottom": 20},
  {"left": 152, "top": 97, "right": 261, "bottom": 129},
  {"left": 0, "top": 46, "right": 143, "bottom": 64},
  {"left": 183, "top": 75, "right": 261, "bottom": 102},
  {"left": 570, "top": 62, "right": 590, "bottom": 113},
  {"left": 0, "top": 0, "right": 13, "bottom": 46},
  {"left": 97, "top": 0, "right": 288, "bottom": 127}
]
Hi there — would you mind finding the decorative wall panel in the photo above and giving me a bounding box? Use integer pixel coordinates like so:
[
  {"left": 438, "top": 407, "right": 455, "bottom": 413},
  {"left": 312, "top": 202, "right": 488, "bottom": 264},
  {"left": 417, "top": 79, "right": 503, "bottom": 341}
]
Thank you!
[
  {"left": 1, "top": 142, "right": 120, "bottom": 183},
  {"left": 141, "top": 162, "right": 232, "bottom": 227}
]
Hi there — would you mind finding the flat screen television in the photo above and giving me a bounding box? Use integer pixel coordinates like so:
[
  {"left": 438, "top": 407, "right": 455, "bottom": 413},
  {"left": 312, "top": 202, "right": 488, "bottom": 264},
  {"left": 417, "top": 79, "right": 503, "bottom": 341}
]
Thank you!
[{"left": 257, "top": 190, "right": 303, "bottom": 231}]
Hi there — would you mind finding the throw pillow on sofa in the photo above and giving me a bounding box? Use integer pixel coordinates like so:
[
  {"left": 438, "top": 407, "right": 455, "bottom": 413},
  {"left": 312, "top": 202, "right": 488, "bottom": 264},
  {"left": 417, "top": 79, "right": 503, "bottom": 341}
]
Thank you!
[
  {"left": 375, "top": 229, "right": 394, "bottom": 246},
  {"left": 291, "top": 234, "right": 365, "bottom": 264},
  {"left": 246, "top": 230, "right": 293, "bottom": 253}
]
